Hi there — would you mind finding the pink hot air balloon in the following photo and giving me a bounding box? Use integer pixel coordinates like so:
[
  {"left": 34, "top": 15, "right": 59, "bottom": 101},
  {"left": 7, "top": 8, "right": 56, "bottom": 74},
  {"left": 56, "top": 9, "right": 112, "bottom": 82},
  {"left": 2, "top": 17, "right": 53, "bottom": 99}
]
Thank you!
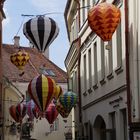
[
  {"left": 27, "top": 100, "right": 35, "bottom": 121},
  {"left": 45, "top": 101, "right": 58, "bottom": 124},
  {"left": 16, "top": 103, "right": 27, "bottom": 122}
]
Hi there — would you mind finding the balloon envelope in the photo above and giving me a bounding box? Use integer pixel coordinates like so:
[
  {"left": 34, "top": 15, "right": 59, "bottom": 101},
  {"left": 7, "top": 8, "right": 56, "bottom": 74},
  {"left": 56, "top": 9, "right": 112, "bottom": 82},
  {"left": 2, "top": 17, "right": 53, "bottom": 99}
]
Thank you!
[
  {"left": 10, "top": 50, "right": 30, "bottom": 70},
  {"left": 26, "top": 100, "right": 35, "bottom": 121},
  {"left": 23, "top": 16, "right": 59, "bottom": 52},
  {"left": 56, "top": 102, "right": 70, "bottom": 118},
  {"left": 32, "top": 105, "right": 40, "bottom": 119},
  {"left": 45, "top": 101, "right": 58, "bottom": 124},
  {"left": 16, "top": 103, "right": 27, "bottom": 122},
  {"left": 88, "top": 2, "right": 121, "bottom": 41},
  {"left": 9, "top": 105, "right": 20, "bottom": 122},
  {"left": 54, "top": 85, "right": 63, "bottom": 100},
  {"left": 28, "top": 74, "right": 56, "bottom": 112},
  {"left": 59, "top": 91, "right": 77, "bottom": 112}
]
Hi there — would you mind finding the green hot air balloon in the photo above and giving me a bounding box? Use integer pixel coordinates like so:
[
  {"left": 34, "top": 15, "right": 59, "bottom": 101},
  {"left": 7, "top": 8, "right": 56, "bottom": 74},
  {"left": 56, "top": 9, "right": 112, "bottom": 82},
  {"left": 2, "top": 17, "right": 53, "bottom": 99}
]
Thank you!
[{"left": 59, "top": 91, "right": 77, "bottom": 112}]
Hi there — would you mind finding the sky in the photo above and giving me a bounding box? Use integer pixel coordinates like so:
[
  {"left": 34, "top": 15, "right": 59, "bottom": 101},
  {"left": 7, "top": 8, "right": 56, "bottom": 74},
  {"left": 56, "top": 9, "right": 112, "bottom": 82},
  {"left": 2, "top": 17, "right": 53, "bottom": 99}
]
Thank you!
[{"left": 2, "top": 0, "right": 69, "bottom": 71}]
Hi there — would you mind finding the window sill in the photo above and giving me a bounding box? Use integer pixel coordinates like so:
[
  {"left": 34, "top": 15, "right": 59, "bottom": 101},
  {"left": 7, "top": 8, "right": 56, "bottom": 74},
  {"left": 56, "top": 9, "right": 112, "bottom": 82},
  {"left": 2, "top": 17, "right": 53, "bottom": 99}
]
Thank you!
[
  {"left": 83, "top": 91, "right": 87, "bottom": 96},
  {"left": 107, "top": 73, "right": 114, "bottom": 80},
  {"left": 88, "top": 88, "right": 93, "bottom": 94},
  {"left": 115, "top": 66, "right": 123, "bottom": 75},
  {"left": 93, "top": 84, "right": 98, "bottom": 90},
  {"left": 100, "top": 78, "right": 106, "bottom": 86}
]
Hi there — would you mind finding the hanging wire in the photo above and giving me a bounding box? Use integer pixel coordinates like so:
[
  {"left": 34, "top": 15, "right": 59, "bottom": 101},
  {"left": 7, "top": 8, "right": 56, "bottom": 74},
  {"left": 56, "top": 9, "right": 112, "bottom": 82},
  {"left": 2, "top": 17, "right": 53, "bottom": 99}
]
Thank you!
[
  {"left": 21, "top": 12, "right": 63, "bottom": 17},
  {"left": 15, "top": 16, "right": 26, "bottom": 37}
]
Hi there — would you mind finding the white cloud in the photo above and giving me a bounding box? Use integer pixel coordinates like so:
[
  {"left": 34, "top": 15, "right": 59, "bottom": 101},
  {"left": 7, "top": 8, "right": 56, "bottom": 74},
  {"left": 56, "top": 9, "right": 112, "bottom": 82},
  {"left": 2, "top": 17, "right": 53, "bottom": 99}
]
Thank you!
[
  {"left": 30, "top": 0, "right": 66, "bottom": 13},
  {"left": 2, "top": 8, "right": 10, "bottom": 27}
]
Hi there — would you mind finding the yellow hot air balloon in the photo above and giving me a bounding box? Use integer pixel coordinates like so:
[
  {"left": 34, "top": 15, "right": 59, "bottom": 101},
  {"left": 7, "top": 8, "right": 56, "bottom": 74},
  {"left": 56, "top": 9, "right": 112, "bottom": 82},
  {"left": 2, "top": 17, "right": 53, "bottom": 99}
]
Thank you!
[
  {"left": 53, "top": 85, "right": 63, "bottom": 100},
  {"left": 10, "top": 49, "right": 30, "bottom": 70}
]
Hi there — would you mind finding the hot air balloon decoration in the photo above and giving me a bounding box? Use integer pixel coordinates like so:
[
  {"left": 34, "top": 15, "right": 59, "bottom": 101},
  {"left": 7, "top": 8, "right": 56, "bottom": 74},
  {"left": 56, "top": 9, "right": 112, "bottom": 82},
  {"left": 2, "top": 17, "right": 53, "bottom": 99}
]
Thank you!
[
  {"left": 16, "top": 103, "right": 27, "bottom": 122},
  {"left": 45, "top": 101, "right": 58, "bottom": 124},
  {"left": 10, "top": 49, "right": 30, "bottom": 76},
  {"left": 9, "top": 105, "right": 20, "bottom": 122},
  {"left": 54, "top": 85, "right": 63, "bottom": 100},
  {"left": 26, "top": 100, "right": 35, "bottom": 121},
  {"left": 56, "top": 102, "right": 70, "bottom": 118},
  {"left": 32, "top": 105, "right": 40, "bottom": 119},
  {"left": 88, "top": 2, "right": 121, "bottom": 41},
  {"left": 28, "top": 74, "right": 56, "bottom": 113},
  {"left": 59, "top": 91, "right": 77, "bottom": 112},
  {"left": 23, "top": 16, "right": 59, "bottom": 52}
]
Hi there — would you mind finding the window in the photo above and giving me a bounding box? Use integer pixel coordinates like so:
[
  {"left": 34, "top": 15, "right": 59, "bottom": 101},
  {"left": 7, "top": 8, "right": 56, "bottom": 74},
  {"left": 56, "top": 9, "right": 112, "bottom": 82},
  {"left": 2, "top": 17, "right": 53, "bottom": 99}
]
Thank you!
[
  {"left": 109, "top": 112, "right": 116, "bottom": 140},
  {"left": 82, "top": 0, "right": 86, "bottom": 23},
  {"left": 68, "top": 78, "right": 73, "bottom": 91},
  {"left": 100, "top": 40, "right": 105, "bottom": 80},
  {"left": 50, "top": 118, "right": 59, "bottom": 132},
  {"left": 116, "top": 22, "right": 122, "bottom": 68},
  {"left": 84, "top": 54, "right": 87, "bottom": 90},
  {"left": 39, "top": 66, "right": 56, "bottom": 76},
  {"left": 88, "top": 49, "right": 92, "bottom": 88},
  {"left": 87, "top": 0, "right": 90, "bottom": 11},
  {"left": 93, "top": 42, "right": 98, "bottom": 85},
  {"left": 120, "top": 109, "right": 127, "bottom": 140},
  {"left": 106, "top": 40, "right": 113, "bottom": 76}
]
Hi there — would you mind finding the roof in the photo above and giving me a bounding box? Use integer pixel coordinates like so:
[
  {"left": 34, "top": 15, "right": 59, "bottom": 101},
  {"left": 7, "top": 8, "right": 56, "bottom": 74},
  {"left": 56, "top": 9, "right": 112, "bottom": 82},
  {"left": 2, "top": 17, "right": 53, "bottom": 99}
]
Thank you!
[{"left": 2, "top": 44, "right": 68, "bottom": 83}]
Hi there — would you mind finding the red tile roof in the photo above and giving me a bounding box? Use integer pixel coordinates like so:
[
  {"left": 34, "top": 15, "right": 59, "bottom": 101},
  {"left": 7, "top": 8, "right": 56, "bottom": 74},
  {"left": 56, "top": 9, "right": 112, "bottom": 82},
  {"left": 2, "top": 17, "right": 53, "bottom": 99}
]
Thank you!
[{"left": 2, "top": 44, "right": 67, "bottom": 83}]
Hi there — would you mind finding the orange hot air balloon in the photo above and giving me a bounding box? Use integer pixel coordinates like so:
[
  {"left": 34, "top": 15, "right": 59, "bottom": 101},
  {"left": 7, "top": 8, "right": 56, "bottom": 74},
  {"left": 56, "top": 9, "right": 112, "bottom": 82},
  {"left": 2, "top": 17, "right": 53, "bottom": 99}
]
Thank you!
[
  {"left": 10, "top": 49, "right": 30, "bottom": 71},
  {"left": 88, "top": 2, "right": 121, "bottom": 41}
]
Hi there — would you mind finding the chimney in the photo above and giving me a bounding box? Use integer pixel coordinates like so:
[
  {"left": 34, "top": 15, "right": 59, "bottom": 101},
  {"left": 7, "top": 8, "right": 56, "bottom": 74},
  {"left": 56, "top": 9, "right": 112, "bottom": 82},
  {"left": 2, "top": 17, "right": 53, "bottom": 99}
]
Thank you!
[{"left": 14, "top": 36, "right": 20, "bottom": 47}]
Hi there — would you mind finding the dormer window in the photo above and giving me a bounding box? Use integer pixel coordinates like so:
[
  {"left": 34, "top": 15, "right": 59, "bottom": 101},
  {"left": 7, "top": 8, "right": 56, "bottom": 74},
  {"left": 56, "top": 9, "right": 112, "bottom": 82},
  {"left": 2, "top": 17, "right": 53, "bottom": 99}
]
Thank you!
[{"left": 39, "top": 65, "right": 56, "bottom": 76}]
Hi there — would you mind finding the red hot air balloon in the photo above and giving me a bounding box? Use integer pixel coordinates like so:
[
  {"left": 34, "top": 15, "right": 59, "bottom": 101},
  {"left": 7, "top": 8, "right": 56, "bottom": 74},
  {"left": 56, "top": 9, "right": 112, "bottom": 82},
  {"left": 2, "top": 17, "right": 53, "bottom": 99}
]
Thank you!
[
  {"left": 32, "top": 105, "right": 40, "bottom": 119},
  {"left": 28, "top": 74, "right": 56, "bottom": 113},
  {"left": 9, "top": 105, "right": 20, "bottom": 122},
  {"left": 45, "top": 101, "right": 58, "bottom": 124},
  {"left": 16, "top": 103, "right": 27, "bottom": 122},
  {"left": 88, "top": 2, "right": 121, "bottom": 41}
]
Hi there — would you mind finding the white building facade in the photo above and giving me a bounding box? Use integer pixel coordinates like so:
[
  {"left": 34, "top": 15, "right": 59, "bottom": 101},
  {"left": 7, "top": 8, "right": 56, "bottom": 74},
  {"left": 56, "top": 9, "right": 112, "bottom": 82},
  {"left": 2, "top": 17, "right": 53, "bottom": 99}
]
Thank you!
[{"left": 65, "top": 0, "right": 129, "bottom": 140}]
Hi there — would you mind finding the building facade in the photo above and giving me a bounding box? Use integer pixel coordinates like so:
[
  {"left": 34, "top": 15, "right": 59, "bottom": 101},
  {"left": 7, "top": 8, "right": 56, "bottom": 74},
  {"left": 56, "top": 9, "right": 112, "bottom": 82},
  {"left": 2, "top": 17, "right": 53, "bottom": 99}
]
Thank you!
[{"left": 65, "top": 0, "right": 129, "bottom": 140}]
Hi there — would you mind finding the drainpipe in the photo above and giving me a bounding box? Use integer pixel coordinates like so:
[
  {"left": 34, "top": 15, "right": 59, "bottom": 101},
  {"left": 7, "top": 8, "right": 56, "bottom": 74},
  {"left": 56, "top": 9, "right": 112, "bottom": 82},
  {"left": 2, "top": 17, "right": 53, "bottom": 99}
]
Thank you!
[
  {"left": 74, "top": 0, "right": 83, "bottom": 138},
  {"left": 124, "top": 0, "right": 134, "bottom": 139}
]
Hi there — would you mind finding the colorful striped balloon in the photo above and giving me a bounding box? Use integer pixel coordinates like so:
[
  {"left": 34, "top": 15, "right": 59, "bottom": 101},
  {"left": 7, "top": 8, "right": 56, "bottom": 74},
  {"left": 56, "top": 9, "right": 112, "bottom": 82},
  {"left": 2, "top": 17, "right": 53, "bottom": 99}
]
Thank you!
[
  {"left": 54, "top": 85, "right": 63, "bottom": 100},
  {"left": 10, "top": 49, "right": 30, "bottom": 70},
  {"left": 56, "top": 102, "right": 70, "bottom": 118},
  {"left": 59, "top": 91, "right": 77, "bottom": 112},
  {"left": 16, "top": 103, "right": 27, "bottom": 122},
  {"left": 9, "top": 105, "right": 20, "bottom": 122},
  {"left": 45, "top": 101, "right": 58, "bottom": 124},
  {"left": 28, "top": 74, "right": 56, "bottom": 112},
  {"left": 88, "top": 2, "right": 121, "bottom": 41}
]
